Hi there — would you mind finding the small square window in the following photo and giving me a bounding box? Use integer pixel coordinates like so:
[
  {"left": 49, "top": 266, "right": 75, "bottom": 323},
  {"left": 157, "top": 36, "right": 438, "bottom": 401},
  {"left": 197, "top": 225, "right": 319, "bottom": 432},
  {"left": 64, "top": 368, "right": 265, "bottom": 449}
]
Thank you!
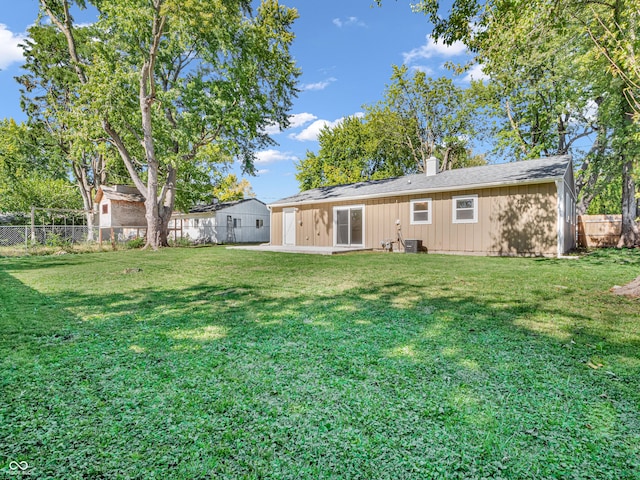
[
  {"left": 233, "top": 218, "right": 241, "bottom": 228},
  {"left": 452, "top": 195, "right": 478, "bottom": 223},
  {"left": 102, "top": 203, "right": 108, "bottom": 214},
  {"left": 256, "top": 219, "right": 264, "bottom": 228},
  {"left": 410, "top": 199, "right": 432, "bottom": 225}
]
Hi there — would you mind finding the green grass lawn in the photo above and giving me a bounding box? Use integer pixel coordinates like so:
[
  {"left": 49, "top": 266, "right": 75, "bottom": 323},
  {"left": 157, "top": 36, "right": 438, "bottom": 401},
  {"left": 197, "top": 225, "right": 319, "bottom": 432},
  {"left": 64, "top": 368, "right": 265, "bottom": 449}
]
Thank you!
[{"left": 1, "top": 248, "right": 639, "bottom": 479}]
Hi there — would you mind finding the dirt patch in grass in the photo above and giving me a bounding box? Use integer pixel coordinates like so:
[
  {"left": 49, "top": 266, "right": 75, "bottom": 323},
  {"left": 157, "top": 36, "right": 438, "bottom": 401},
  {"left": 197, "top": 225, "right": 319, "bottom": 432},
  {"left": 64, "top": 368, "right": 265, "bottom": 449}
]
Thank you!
[{"left": 611, "top": 275, "right": 640, "bottom": 299}]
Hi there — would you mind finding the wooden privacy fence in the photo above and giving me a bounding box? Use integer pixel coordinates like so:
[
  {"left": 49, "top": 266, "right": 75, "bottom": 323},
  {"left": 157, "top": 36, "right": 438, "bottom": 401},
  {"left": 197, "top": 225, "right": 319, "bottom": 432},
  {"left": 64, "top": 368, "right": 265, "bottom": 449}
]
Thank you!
[{"left": 577, "top": 214, "right": 621, "bottom": 248}]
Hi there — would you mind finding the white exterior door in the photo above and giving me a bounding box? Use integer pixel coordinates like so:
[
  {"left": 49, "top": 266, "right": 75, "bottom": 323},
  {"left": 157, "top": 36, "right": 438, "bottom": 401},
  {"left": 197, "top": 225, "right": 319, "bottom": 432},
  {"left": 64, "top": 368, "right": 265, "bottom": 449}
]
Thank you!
[{"left": 283, "top": 209, "right": 296, "bottom": 245}]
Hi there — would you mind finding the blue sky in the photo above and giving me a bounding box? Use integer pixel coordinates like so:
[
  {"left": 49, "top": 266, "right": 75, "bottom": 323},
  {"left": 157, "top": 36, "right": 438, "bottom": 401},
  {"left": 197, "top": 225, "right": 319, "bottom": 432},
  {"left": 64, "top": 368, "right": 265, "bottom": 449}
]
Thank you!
[{"left": 0, "top": 0, "right": 484, "bottom": 203}]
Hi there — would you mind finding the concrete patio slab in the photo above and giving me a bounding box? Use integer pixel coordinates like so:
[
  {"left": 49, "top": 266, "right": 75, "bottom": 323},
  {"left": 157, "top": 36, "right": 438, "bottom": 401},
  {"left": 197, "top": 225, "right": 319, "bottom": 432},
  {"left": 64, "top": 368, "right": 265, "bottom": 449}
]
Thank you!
[{"left": 226, "top": 245, "right": 370, "bottom": 255}]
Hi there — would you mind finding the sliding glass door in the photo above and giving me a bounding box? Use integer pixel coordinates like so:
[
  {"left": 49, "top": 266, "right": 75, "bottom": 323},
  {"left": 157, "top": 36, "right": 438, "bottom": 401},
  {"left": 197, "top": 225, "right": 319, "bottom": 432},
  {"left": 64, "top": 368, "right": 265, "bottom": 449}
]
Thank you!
[{"left": 334, "top": 206, "right": 364, "bottom": 246}]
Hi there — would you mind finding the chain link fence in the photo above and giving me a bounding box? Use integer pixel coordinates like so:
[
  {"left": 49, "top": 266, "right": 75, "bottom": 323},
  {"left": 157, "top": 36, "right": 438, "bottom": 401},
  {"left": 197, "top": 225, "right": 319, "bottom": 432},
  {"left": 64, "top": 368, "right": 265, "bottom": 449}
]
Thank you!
[
  {"left": 0, "top": 225, "right": 147, "bottom": 255},
  {"left": 0, "top": 223, "right": 268, "bottom": 255}
]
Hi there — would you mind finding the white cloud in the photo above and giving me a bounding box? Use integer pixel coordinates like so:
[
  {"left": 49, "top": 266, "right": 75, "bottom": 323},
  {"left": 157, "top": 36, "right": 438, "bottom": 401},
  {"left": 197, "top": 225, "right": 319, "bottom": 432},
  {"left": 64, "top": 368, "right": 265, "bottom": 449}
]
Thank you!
[
  {"left": 0, "top": 24, "right": 26, "bottom": 69},
  {"left": 288, "top": 112, "right": 318, "bottom": 128},
  {"left": 333, "top": 17, "right": 366, "bottom": 28},
  {"left": 301, "top": 77, "right": 337, "bottom": 92},
  {"left": 262, "top": 113, "right": 318, "bottom": 135},
  {"left": 461, "top": 63, "right": 489, "bottom": 83},
  {"left": 291, "top": 119, "right": 340, "bottom": 142},
  {"left": 290, "top": 113, "right": 364, "bottom": 142},
  {"left": 256, "top": 169, "right": 269, "bottom": 175},
  {"left": 403, "top": 35, "right": 467, "bottom": 64},
  {"left": 262, "top": 123, "right": 282, "bottom": 135},
  {"left": 255, "top": 149, "right": 298, "bottom": 165}
]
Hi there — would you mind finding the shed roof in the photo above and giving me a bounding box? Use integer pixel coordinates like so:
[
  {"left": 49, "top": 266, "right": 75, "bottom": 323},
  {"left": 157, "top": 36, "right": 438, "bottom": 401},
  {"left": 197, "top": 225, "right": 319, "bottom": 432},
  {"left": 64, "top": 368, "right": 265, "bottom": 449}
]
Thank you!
[
  {"left": 270, "top": 155, "right": 572, "bottom": 207},
  {"left": 95, "top": 185, "right": 145, "bottom": 204}
]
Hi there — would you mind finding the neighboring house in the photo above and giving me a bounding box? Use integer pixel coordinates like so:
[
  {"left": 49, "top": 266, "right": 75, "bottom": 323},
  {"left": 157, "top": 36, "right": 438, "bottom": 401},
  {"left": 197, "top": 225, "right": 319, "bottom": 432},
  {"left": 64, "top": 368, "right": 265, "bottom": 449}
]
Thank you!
[
  {"left": 268, "top": 155, "right": 576, "bottom": 256},
  {"left": 171, "top": 198, "right": 270, "bottom": 244},
  {"left": 95, "top": 185, "right": 146, "bottom": 228}
]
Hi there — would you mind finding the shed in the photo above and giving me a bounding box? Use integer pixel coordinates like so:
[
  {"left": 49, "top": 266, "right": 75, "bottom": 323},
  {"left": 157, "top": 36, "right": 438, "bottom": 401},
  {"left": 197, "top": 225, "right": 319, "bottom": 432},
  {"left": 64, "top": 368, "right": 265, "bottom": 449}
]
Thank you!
[
  {"left": 95, "top": 185, "right": 146, "bottom": 228},
  {"left": 268, "top": 155, "right": 576, "bottom": 257},
  {"left": 171, "top": 198, "right": 270, "bottom": 244}
]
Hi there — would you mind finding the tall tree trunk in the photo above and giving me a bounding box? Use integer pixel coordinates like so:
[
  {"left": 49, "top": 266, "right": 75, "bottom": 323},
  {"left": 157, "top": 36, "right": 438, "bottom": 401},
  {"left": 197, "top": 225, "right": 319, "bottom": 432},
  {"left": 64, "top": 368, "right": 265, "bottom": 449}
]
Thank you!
[
  {"left": 611, "top": 0, "right": 640, "bottom": 246},
  {"left": 144, "top": 160, "right": 161, "bottom": 250},
  {"left": 140, "top": 9, "right": 167, "bottom": 250},
  {"left": 618, "top": 157, "right": 639, "bottom": 246},
  {"left": 157, "top": 166, "right": 176, "bottom": 246}
]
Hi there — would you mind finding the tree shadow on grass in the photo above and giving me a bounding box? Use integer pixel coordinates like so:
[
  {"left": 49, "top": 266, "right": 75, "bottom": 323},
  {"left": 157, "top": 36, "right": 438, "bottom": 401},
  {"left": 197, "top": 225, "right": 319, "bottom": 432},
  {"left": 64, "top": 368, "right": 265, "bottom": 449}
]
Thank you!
[
  {"left": 1, "top": 264, "right": 639, "bottom": 478},
  {"left": 0, "top": 269, "right": 83, "bottom": 354}
]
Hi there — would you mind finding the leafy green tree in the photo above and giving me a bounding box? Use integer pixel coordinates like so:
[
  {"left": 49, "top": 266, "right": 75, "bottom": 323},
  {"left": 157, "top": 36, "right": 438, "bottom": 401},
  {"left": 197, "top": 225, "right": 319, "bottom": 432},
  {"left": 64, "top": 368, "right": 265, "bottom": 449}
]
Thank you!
[
  {"left": 0, "top": 119, "right": 81, "bottom": 214},
  {"left": 296, "top": 115, "right": 417, "bottom": 190},
  {"left": 455, "top": 4, "right": 618, "bottom": 217},
  {"left": 296, "top": 67, "right": 483, "bottom": 191},
  {"left": 39, "top": 0, "right": 299, "bottom": 249},
  {"left": 18, "top": 21, "right": 107, "bottom": 236},
  {"left": 378, "top": 65, "right": 478, "bottom": 172},
  {"left": 586, "top": 176, "right": 622, "bottom": 215},
  {"left": 213, "top": 174, "right": 256, "bottom": 203}
]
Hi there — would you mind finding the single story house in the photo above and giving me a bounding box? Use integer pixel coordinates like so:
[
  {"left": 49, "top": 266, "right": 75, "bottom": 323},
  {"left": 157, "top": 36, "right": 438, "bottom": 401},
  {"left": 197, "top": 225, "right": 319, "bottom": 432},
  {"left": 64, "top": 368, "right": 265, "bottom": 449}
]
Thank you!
[
  {"left": 170, "top": 198, "right": 270, "bottom": 244},
  {"left": 95, "top": 185, "right": 146, "bottom": 228},
  {"left": 268, "top": 155, "right": 576, "bottom": 256}
]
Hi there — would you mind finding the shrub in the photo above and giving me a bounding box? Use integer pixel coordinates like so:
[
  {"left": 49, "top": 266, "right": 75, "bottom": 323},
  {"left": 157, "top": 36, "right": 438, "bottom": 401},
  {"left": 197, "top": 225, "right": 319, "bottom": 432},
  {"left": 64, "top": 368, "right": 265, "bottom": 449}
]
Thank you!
[
  {"left": 125, "top": 237, "right": 146, "bottom": 249},
  {"left": 45, "top": 233, "right": 71, "bottom": 248},
  {"left": 169, "top": 236, "right": 193, "bottom": 247}
]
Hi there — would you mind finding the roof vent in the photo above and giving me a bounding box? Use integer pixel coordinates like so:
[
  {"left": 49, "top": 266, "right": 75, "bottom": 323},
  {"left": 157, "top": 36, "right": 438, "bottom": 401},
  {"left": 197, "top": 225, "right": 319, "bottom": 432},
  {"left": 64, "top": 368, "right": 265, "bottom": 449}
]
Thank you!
[{"left": 425, "top": 156, "right": 439, "bottom": 177}]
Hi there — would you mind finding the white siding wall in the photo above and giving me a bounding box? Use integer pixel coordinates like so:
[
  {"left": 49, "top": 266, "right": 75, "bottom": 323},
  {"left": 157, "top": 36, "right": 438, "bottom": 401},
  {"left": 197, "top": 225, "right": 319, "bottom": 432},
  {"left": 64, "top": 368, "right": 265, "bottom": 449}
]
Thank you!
[
  {"left": 173, "top": 199, "right": 270, "bottom": 244},
  {"left": 181, "top": 216, "right": 218, "bottom": 243},
  {"left": 217, "top": 200, "right": 270, "bottom": 243}
]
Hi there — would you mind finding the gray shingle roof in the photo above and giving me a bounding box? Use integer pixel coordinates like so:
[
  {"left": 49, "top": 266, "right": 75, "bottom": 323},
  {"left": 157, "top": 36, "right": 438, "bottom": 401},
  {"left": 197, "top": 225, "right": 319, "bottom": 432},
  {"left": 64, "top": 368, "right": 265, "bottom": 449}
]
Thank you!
[
  {"left": 188, "top": 198, "right": 265, "bottom": 214},
  {"left": 270, "top": 155, "right": 572, "bottom": 206}
]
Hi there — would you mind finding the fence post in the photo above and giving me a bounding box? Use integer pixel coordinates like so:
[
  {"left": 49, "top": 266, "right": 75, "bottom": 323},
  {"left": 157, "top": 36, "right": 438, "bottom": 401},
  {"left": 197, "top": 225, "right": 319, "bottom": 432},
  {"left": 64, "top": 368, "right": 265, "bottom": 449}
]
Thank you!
[
  {"left": 25, "top": 225, "right": 28, "bottom": 253},
  {"left": 30, "top": 206, "right": 36, "bottom": 244}
]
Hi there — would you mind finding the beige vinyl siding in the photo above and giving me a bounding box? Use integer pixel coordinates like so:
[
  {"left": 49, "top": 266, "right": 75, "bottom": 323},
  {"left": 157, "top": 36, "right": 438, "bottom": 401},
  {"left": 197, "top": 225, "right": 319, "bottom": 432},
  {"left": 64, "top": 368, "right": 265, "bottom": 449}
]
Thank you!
[
  {"left": 271, "top": 209, "right": 282, "bottom": 245},
  {"left": 270, "top": 182, "right": 559, "bottom": 255}
]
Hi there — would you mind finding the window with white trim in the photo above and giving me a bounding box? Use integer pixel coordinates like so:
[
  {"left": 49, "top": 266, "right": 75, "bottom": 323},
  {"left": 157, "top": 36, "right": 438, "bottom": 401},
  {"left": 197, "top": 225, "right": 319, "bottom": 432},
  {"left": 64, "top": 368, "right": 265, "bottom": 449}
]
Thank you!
[
  {"left": 410, "top": 198, "right": 432, "bottom": 224},
  {"left": 452, "top": 195, "right": 478, "bottom": 223}
]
